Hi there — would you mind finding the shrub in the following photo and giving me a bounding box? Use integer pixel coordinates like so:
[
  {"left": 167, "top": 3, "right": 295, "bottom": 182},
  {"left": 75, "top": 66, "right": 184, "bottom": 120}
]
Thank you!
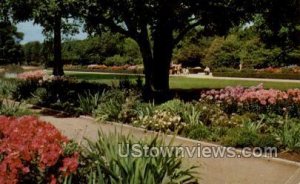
[
  {"left": 157, "top": 99, "right": 186, "bottom": 115},
  {"left": 12, "top": 79, "right": 39, "bottom": 101},
  {"left": 77, "top": 91, "right": 102, "bottom": 115},
  {"left": 210, "top": 126, "right": 229, "bottom": 142},
  {"left": 103, "top": 55, "right": 130, "bottom": 66},
  {"left": 276, "top": 120, "right": 300, "bottom": 151},
  {"left": 118, "top": 77, "right": 132, "bottom": 89},
  {"left": 201, "top": 84, "right": 300, "bottom": 117},
  {"left": 196, "top": 103, "right": 228, "bottom": 126},
  {"left": 29, "top": 77, "right": 109, "bottom": 115},
  {"left": 187, "top": 124, "right": 211, "bottom": 140},
  {"left": 181, "top": 104, "right": 203, "bottom": 126},
  {"left": 12, "top": 76, "right": 109, "bottom": 115},
  {"left": 17, "top": 70, "right": 48, "bottom": 81},
  {"left": 0, "top": 79, "right": 17, "bottom": 98},
  {"left": 0, "top": 116, "right": 79, "bottom": 183},
  {"left": 118, "top": 92, "right": 141, "bottom": 123},
  {"left": 221, "top": 121, "right": 267, "bottom": 148},
  {"left": 93, "top": 90, "right": 126, "bottom": 121},
  {"left": 222, "top": 127, "right": 259, "bottom": 148},
  {"left": 134, "top": 102, "right": 156, "bottom": 118},
  {"left": 134, "top": 110, "right": 186, "bottom": 133},
  {"left": 218, "top": 113, "right": 256, "bottom": 128},
  {"left": 213, "top": 71, "right": 300, "bottom": 80},
  {"left": 158, "top": 100, "right": 203, "bottom": 126},
  {"left": 72, "top": 131, "right": 198, "bottom": 184}
]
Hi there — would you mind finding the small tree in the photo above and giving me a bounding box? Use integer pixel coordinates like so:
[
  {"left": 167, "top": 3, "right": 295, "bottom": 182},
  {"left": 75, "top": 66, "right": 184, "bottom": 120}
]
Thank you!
[{"left": 78, "top": 0, "right": 259, "bottom": 98}]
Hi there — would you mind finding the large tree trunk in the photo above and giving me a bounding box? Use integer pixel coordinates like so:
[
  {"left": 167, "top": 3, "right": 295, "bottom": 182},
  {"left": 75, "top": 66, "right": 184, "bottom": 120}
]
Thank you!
[
  {"left": 152, "top": 40, "right": 173, "bottom": 92},
  {"left": 52, "top": 15, "right": 64, "bottom": 76},
  {"left": 137, "top": 27, "right": 154, "bottom": 99},
  {"left": 151, "top": 8, "right": 174, "bottom": 99},
  {"left": 137, "top": 3, "right": 175, "bottom": 102},
  {"left": 138, "top": 28, "right": 173, "bottom": 102}
]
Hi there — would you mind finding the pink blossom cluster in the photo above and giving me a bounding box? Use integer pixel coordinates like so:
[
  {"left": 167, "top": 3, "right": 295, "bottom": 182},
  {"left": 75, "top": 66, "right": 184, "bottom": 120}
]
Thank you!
[
  {"left": 17, "top": 70, "right": 48, "bottom": 81},
  {"left": 201, "top": 84, "right": 300, "bottom": 106}
]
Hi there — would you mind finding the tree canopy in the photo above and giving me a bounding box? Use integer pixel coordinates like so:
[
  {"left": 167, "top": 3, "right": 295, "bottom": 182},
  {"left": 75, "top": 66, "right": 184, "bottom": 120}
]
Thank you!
[{"left": 77, "top": 0, "right": 260, "bottom": 97}]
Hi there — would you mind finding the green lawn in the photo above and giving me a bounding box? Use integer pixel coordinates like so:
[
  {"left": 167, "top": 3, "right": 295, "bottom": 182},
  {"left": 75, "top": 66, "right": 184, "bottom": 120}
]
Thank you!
[{"left": 66, "top": 72, "right": 300, "bottom": 90}]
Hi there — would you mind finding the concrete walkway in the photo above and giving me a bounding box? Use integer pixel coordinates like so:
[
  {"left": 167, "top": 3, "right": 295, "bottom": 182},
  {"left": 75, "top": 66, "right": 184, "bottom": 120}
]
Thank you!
[{"left": 40, "top": 115, "right": 300, "bottom": 184}]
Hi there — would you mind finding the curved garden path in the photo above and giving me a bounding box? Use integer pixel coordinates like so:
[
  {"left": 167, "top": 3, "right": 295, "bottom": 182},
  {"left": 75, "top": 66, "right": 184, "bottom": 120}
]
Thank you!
[{"left": 39, "top": 115, "right": 300, "bottom": 184}]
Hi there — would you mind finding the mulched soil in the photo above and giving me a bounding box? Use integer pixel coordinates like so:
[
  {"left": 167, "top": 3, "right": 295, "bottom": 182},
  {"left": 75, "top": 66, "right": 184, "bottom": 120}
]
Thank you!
[{"left": 279, "top": 152, "right": 300, "bottom": 162}]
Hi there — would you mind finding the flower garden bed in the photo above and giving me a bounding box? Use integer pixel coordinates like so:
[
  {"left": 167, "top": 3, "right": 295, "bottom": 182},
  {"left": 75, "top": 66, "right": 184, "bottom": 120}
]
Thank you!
[
  {"left": 213, "top": 66, "right": 300, "bottom": 80},
  {"left": 0, "top": 116, "right": 197, "bottom": 184},
  {"left": 63, "top": 64, "right": 144, "bottom": 74},
  {"left": 1, "top": 70, "right": 300, "bottom": 162},
  {"left": 213, "top": 71, "right": 300, "bottom": 80}
]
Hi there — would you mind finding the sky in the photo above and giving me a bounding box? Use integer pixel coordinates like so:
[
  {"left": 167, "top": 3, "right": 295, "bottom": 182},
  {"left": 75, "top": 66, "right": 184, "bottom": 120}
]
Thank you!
[{"left": 17, "top": 21, "right": 88, "bottom": 44}]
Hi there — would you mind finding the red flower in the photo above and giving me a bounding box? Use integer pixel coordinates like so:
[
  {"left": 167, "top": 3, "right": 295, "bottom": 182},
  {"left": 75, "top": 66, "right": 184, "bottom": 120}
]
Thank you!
[
  {"left": 50, "top": 175, "right": 57, "bottom": 184},
  {"left": 0, "top": 116, "right": 79, "bottom": 183},
  {"left": 60, "top": 152, "right": 79, "bottom": 176}
]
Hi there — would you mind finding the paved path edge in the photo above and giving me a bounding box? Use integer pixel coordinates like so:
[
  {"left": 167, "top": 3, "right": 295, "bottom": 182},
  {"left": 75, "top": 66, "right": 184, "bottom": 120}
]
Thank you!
[{"left": 79, "top": 115, "right": 300, "bottom": 168}]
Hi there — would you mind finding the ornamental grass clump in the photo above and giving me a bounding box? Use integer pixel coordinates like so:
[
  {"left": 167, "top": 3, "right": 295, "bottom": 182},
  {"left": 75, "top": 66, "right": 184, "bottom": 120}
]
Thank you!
[
  {"left": 0, "top": 116, "right": 79, "bottom": 184},
  {"left": 71, "top": 131, "right": 198, "bottom": 184}
]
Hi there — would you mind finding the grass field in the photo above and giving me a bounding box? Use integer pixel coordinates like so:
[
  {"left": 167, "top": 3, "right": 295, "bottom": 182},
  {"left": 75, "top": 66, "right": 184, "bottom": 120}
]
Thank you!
[{"left": 66, "top": 72, "right": 300, "bottom": 90}]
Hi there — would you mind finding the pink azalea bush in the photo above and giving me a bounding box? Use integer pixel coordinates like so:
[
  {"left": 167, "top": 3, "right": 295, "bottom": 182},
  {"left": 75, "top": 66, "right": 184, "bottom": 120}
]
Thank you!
[
  {"left": 201, "top": 84, "right": 300, "bottom": 116},
  {"left": 17, "top": 70, "right": 48, "bottom": 81}
]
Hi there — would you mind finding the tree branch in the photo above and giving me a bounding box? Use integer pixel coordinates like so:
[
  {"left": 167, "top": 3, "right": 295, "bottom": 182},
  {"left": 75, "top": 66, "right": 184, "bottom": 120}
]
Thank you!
[
  {"left": 89, "top": 15, "right": 135, "bottom": 38},
  {"left": 173, "top": 20, "right": 202, "bottom": 46}
]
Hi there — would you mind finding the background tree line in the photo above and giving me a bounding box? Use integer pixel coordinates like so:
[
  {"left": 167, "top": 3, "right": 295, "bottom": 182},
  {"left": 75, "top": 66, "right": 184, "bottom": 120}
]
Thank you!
[
  {"left": 19, "top": 25, "right": 300, "bottom": 69},
  {"left": 1, "top": 22, "right": 300, "bottom": 70},
  {"left": 21, "top": 32, "right": 142, "bottom": 67}
]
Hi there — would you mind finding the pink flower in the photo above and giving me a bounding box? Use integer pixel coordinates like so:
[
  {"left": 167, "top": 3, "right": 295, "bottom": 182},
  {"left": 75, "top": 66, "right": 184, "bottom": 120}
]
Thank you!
[
  {"left": 260, "top": 100, "right": 267, "bottom": 105},
  {"left": 17, "top": 70, "right": 48, "bottom": 81},
  {"left": 268, "top": 98, "right": 276, "bottom": 105}
]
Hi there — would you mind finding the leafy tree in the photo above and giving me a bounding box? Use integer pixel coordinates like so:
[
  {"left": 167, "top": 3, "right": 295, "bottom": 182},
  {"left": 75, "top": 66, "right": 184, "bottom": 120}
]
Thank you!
[
  {"left": 204, "top": 36, "right": 238, "bottom": 69},
  {"left": 173, "top": 31, "right": 213, "bottom": 68},
  {"left": 0, "top": 22, "right": 24, "bottom": 65},
  {"left": 4, "top": 0, "right": 79, "bottom": 75},
  {"left": 203, "top": 34, "right": 283, "bottom": 69},
  {"left": 23, "top": 41, "right": 43, "bottom": 65},
  {"left": 78, "top": 0, "right": 259, "bottom": 97},
  {"left": 254, "top": 0, "right": 300, "bottom": 63}
]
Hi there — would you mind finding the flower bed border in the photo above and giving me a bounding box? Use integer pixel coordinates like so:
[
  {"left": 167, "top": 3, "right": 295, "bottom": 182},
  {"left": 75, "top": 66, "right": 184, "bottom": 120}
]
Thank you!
[
  {"left": 78, "top": 115, "right": 300, "bottom": 168},
  {"left": 15, "top": 100, "right": 300, "bottom": 168}
]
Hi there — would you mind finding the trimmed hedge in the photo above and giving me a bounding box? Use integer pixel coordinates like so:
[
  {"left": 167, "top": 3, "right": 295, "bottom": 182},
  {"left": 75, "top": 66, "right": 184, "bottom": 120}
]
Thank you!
[{"left": 213, "top": 72, "right": 300, "bottom": 80}]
